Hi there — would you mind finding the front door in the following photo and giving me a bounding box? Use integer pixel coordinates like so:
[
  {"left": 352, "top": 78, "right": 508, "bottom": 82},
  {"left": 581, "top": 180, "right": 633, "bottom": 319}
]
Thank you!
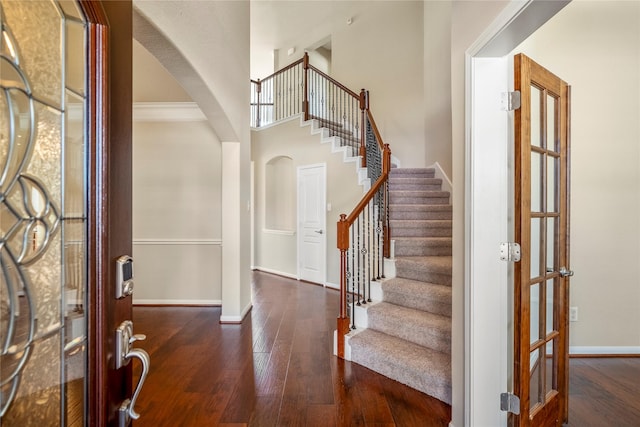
[
  {"left": 1, "top": 1, "right": 141, "bottom": 425},
  {"left": 297, "top": 163, "right": 326, "bottom": 285},
  {"left": 512, "top": 53, "right": 571, "bottom": 427}
]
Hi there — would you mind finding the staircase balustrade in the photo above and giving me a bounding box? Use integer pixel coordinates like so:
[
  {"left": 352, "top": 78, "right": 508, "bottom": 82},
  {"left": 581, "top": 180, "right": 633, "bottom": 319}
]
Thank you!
[{"left": 250, "top": 53, "right": 392, "bottom": 359}]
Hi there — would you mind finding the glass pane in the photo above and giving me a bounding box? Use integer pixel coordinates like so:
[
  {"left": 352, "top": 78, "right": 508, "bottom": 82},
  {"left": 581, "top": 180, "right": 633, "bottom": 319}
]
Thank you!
[
  {"left": 530, "top": 85, "right": 542, "bottom": 147},
  {"left": 545, "top": 340, "right": 557, "bottom": 397},
  {"left": 546, "top": 279, "right": 555, "bottom": 334},
  {"left": 66, "top": 21, "right": 85, "bottom": 96},
  {"left": 2, "top": 1, "right": 64, "bottom": 108},
  {"left": 546, "top": 217, "right": 556, "bottom": 275},
  {"left": 547, "top": 155, "right": 558, "bottom": 213},
  {"left": 531, "top": 152, "right": 542, "bottom": 212},
  {"left": 531, "top": 218, "right": 541, "bottom": 279},
  {"left": 530, "top": 347, "right": 543, "bottom": 410},
  {"left": 547, "top": 94, "right": 558, "bottom": 152},
  {"left": 530, "top": 282, "right": 541, "bottom": 344},
  {"left": 65, "top": 90, "right": 85, "bottom": 216},
  {"left": 1, "top": 3, "right": 87, "bottom": 424}
]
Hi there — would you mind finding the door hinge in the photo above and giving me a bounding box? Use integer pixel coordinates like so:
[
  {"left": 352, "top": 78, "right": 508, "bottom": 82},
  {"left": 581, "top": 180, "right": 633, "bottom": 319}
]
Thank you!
[
  {"left": 500, "top": 242, "right": 521, "bottom": 262},
  {"left": 501, "top": 91, "right": 521, "bottom": 111},
  {"left": 500, "top": 392, "right": 521, "bottom": 415}
]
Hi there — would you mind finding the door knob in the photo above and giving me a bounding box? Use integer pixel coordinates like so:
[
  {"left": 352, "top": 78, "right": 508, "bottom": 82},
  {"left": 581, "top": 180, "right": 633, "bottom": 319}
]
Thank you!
[
  {"left": 314, "top": 229, "right": 323, "bottom": 234},
  {"left": 559, "top": 266, "right": 574, "bottom": 277},
  {"left": 116, "top": 320, "right": 150, "bottom": 426}
]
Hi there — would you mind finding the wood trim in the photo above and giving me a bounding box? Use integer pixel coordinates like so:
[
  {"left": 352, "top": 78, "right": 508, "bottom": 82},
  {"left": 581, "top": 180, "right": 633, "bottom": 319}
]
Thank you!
[{"left": 79, "top": 2, "right": 109, "bottom": 425}]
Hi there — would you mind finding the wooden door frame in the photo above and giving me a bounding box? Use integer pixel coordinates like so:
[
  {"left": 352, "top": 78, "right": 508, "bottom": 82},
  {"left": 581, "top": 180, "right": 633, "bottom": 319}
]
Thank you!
[
  {"left": 80, "top": 1, "right": 133, "bottom": 425},
  {"left": 462, "top": 1, "right": 571, "bottom": 426}
]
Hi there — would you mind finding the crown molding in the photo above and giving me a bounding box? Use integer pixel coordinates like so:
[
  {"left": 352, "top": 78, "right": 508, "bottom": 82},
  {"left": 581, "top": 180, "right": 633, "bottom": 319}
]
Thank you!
[{"left": 133, "top": 102, "right": 206, "bottom": 122}]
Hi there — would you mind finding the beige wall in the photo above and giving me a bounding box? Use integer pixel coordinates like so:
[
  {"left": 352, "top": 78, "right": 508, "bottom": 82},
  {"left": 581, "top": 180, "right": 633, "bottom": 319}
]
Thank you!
[
  {"left": 252, "top": 118, "right": 365, "bottom": 286},
  {"left": 514, "top": 0, "right": 640, "bottom": 348},
  {"left": 132, "top": 119, "right": 222, "bottom": 303}
]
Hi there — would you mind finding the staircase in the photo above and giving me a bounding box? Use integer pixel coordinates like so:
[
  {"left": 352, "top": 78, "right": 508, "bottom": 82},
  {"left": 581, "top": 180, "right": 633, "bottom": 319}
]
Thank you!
[{"left": 347, "top": 167, "right": 452, "bottom": 404}]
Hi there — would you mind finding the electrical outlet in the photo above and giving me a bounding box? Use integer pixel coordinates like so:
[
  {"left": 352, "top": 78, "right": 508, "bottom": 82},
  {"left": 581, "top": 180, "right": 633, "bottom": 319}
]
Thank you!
[{"left": 570, "top": 307, "right": 578, "bottom": 322}]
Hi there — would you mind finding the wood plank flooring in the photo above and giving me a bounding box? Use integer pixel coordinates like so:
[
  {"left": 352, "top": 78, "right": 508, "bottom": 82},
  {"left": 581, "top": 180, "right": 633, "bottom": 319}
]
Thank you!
[
  {"left": 132, "top": 271, "right": 451, "bottom": 426},
  {"left": 132, "top": 271, "right": 640, "bottom": 426}
]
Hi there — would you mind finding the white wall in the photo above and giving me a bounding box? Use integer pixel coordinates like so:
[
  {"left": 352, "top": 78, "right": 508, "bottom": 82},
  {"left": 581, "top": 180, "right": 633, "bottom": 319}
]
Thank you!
[
  {"left": 252, "top": 117, "right": 365, "bottom": 287},
  {"left": 132, "top": 117, "right": 222, "bottom": 304},
  {"left": 513, "top": 0, "right": 640, "bottom": 349},
  {"left": 450, "top": 3, "right": 511, "bottom": 426}
]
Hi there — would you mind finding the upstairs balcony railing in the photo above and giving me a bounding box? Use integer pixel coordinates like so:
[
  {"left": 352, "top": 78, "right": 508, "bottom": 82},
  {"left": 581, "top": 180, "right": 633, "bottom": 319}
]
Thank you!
[{"left": 251, "top": 53, "right": 392, "bottom": 359}]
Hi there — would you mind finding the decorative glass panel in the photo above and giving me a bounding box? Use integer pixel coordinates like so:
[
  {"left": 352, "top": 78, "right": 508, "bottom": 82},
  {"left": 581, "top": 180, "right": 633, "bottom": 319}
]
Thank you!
[
  {"left": 531, "top": 218, "right": 541, "bottom": 279},
  {"left": 1, "top": 2, "right": 87, "bottom": 424},
  {"left": 545, "top": 339, "right": 557, "bottom": 397},
  {"left": 546, "top": 217, "right": 556, "bottom": 275},
  {"left": 547, "top": 94, "right": 557, "bottom": 152},
  {"left": 530, "top": 282, "right": 541, "bottom": 344},
  {"left": 546, "top": 279, "right": 555, "bottom": 335},
  {"left": 530, "top": 347, "right": 543, "bottom": 410},
  {"left": 531, "top": 152, "right": 542, "bottom": 212},
  {"left": 530, "top": 85, "right": 541, "bottom": 147},
  {"left": 547, "top": 155, "right": 558, "bottom": 213}
]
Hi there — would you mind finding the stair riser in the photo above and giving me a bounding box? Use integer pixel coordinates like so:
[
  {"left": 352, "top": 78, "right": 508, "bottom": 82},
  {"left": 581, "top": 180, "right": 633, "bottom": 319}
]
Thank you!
[
  {"left": 384, "top": 291, "right": 452, "bottom": 317},
  {"left": 349, "top": 340, "right": 451, "bottom": 405},
  {"left": 390, "top": 196, "right": 450, "bottom": 205},
  {"left": 389, "top": 183, "right": 442, "bottom": 191},
  {"left": 394, "top": 244, "right": 452, "bottom": 257},
  {"left": 396, "top": 269, "right": 451, "bottom": 286},
  {"left": 392, "top": 228, "right": 452, "bottom": 237},
  {"left": 368, "top": 314, "right": 451, "bottom": 354},
  {"left": 390, "top": 211, "right": 452, "bottom": 221}
]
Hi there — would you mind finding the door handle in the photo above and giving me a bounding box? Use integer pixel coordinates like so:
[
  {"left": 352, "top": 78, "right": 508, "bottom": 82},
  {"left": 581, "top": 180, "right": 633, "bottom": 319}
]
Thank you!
[
  {"left": 559, "top": 266, "right": 574, "bottom": 278},
  {"left": 116, "top": 320, "right": 150, "bottom": 426},
  {"left": 314, "top": 229, "right": 323, "bottom": 234}
]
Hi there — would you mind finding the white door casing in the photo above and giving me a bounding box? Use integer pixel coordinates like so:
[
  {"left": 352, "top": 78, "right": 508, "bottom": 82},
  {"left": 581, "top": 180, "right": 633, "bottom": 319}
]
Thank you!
[{"left": 297, "top": 163, "right": 327, "bottom": 285}]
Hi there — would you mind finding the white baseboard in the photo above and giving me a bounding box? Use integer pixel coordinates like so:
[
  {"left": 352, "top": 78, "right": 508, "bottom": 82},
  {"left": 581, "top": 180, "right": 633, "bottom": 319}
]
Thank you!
[
  {"left": 133, "top": 299, "right": 222, "bottom": 306},
  {"left": 253, "top": 266, "right": 298, "bottom": 280},
  {"left": 325, "top": 281, "right": 339, "bottom": 290},
  {"left": 570, "top": 346, "right": 640, "bottom": 355},
  {"left": 219, "top": 301, "right": 253, "bottom": 324}
]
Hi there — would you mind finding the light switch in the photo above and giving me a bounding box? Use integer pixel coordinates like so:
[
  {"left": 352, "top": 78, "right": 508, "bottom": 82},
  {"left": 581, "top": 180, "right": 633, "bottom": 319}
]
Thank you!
[{"left": 327, "top": 203, "right": 332, "bottom": 212}]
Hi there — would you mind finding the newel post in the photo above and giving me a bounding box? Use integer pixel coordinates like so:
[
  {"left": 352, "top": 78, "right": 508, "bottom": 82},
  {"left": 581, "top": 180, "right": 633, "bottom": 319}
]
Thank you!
[
  {"left": 359, "top": 89, "right": 368, "bottom": 167},
  {"left": 337, "top": 213, "right": 350, "bottom": 359},
  {"left": 303, "top": 52, "right": 310, "bottom": 121}
]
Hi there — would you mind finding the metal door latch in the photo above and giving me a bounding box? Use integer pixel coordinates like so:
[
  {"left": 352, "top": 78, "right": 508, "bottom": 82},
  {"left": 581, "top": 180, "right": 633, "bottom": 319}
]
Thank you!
[
  {"left": 116, "top": 320, "right": 150, "bottom": 427},
  {"left": 501, "top": 91, "right": 521, "bottom": 111}
]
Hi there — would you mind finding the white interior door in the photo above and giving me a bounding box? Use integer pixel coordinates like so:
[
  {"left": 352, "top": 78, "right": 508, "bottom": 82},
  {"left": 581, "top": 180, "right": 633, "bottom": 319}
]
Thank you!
[{"left": 297, "top": 164, "right": 326, "bottom": 284}]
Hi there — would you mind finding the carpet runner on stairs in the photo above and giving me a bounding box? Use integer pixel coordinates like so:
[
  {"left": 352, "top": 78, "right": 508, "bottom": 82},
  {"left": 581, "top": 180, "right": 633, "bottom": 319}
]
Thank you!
[{"left": 349, "top": 167, "right": 453, "bottom": 404}]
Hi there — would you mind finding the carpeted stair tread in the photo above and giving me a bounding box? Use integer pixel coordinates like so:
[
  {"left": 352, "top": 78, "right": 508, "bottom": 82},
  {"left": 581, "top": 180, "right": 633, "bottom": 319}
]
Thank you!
[
  {"left": 390, "top": 204, "right": 452, "bottom": 220},
  {"left": 390, "top": 191, "right": 450, "bottom": 205},
  {"left": 382, "top": 277, "right": 452, "bottom": 317},
  {"left": 394, "top": 236, "right": 452, "bottom": 256},
  {"left": 389, "top": 177, "right": 443, "bottom": 191},
  {"left": 390, "top": 220, "right": 452, "bottom": 237},
  {"left": 389, "top": 168, "right": 435, "bottom": 178},
  {"left": 367, "top": 302, "right": 451, "bottom": 353},
  {"left": 395, "top": 256, "right": 452, "bottom": 286},
  {"left": 349, "top": 329, "right": 451, "bottom": 404}
]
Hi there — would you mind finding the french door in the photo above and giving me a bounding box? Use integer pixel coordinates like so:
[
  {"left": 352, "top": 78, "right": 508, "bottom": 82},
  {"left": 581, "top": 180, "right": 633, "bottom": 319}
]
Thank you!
[
  {"left": 1, "top": 1, "right": 139, "bottom": 425},
  {"left": 513, "top": 53, "right": 571, "bottom": 427}
]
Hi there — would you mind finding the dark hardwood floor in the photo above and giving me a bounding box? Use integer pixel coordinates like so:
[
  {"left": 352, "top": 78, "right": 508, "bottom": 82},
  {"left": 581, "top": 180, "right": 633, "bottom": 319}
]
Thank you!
[{"left": 132, "top": 271, "right": 640, "bottom": 427}]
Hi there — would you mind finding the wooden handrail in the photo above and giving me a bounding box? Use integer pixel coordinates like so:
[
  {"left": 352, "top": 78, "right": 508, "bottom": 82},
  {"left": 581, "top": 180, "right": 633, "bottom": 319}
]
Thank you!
[
  {"left": 257, "top": 57, "right": 304, "bottom": 83},
  {"left": 308, "top": 64, "right": 360, "bottom": 99}
]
